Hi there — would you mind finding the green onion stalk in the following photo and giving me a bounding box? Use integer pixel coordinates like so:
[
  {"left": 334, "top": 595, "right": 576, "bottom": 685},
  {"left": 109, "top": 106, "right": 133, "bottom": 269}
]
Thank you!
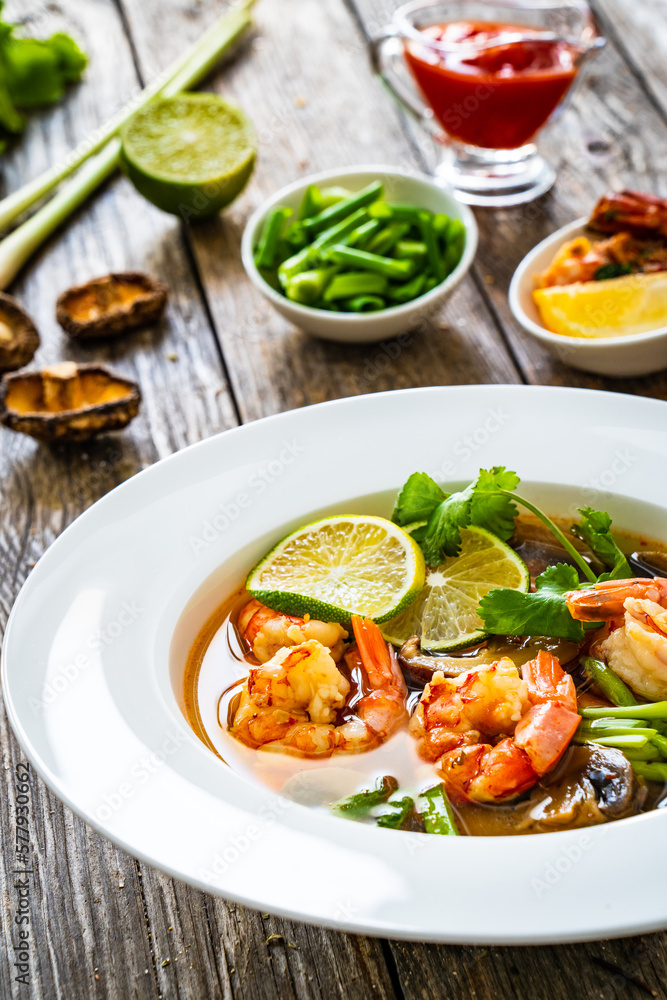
[{"left": 0, "top": 0, "right": 255, "bottom": 289}]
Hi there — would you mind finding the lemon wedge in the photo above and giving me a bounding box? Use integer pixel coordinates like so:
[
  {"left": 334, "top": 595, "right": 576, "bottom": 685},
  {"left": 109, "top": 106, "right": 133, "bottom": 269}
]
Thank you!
[{"left": 533, "top": 272, "right": 667, "bottom": 339}]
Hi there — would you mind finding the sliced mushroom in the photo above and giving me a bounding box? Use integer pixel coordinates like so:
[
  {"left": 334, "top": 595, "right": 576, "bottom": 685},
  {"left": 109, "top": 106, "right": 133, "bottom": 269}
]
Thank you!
[
  {"left": 398, "top": 634, "right": 582, "bottom": 685},
  {"left": 56, "top": 272, "right": 168, "bottom": 340},
  {"left": 520, "top": 745, "right": 644, "bottom": 831},
  {"left": 0, "top": 293, "right": 40, "bottom": 372},
  {"left": 0, "top": 362, "right": 141, "bottom": 443}
]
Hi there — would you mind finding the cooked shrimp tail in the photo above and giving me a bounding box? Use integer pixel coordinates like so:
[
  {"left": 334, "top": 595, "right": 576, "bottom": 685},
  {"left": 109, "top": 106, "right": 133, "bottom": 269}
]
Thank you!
[{"left": 566, "top": 577, "right": 667, "bottom": 622}]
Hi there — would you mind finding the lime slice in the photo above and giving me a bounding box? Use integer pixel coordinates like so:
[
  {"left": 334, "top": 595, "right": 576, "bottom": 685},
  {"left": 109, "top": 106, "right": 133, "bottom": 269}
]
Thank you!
[
  {"left": 382, "top": 525, "right": 529, "bottom": 652},
  {"left": 246, "top": 515, "right": 426, "bottom": 626},
  {"left": 121, "top": 94, "right": 256, "bottom": 220}
]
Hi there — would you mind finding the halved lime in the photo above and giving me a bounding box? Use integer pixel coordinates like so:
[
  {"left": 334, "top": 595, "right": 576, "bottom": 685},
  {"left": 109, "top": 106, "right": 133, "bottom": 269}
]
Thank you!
[
  {"left": 246, "top": 515, "right": 426, "bottom": 626},
  {"left": 121, "top": 94, "right": 256, "bottom": 220},
  {"left": 381, "top": 525, "right": 529, "bottom": 652}
]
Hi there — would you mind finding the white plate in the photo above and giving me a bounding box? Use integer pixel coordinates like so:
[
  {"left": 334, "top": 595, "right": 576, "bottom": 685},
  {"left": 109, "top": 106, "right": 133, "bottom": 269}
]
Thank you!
[
  {"left": 4, "top": 385, "right": 667, "bottom": 944},
  {"left": 509, "top": 218, "right": 667, "bottom": 378}
]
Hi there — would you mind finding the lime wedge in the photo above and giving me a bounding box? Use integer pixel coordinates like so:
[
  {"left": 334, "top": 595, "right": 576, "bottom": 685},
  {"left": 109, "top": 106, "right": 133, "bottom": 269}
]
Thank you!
[
  {"left": 246, "top": 515, "right": 426, "bottom": 626},
  {"left": 382, "top": 525, "right": 529, "bottom": 652},
  {"left": 121, "top": 94, "right": 256, "bottom": 220}
]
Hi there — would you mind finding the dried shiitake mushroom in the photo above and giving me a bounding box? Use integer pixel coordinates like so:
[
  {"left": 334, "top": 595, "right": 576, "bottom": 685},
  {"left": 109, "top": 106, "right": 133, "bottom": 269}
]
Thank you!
[
  {"left": 56, "top": 271, "right": 168, "bottom": 340},
  {"left": 0, "top": 292, "right": 40, "bottom": 371},
  {"left": 0, "top": 362, "right": 141, "bottom": 443}
]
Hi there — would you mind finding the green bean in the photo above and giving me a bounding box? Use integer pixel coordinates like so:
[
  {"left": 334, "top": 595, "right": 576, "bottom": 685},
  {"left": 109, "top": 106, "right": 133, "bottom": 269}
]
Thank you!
[
  {"left": 311, "top": 208, "right": 370, "bottom": 250},
  {"left": 387, "top": 273, "right": 426, "bottom": 303},
  {"left": 254, "top": 206, "right": 292, "bottom": 270},
  {"left": 325, "top": 245, "right": 416, "bottom": 280},
  {"left": 583, "top": 657, "right": 638, "bottom": 707},
  {"left": 630, "top": 761, "right": 667, "bottom": 783},
  {"left": 583, "top": 702, "right": 667, "bottom": 720},
  {"left": 377, "top": 796, "right": 414, "bottom": 830},
  {"left": 348, "top": 219, "right": 382, "bottom": 249},
  {"left": 443, "top": 218, "right": 466, "bottom": 275},
  {"left": 346, "top": 294, "right": 386, "bottom": 312},
  {"left": 319, "top": 185, "right": 353, "bottom": 208},
  {"left": 303, "top": 181, "right": 384, "bottom": 235},
  {"left": 324, "top": 271, "right": 388, "bottom": 301},
  {"left": 298, "top": 184, "right": 323, "bottom": 221},
  {"left": 418, "top": 211, "right": 445, "bottom": 282},
  {"left": 420, "top": 784, "right": 459, "bottom": 836},
  {"left": 277, "top": 246, "right": 311, "bottom": 288},
  {"left": 286, "top": 266, "right": 338, "bottom": 305},
  {"left": 433, "top": 213, "right": 451, "bottom": 241},
  {"left": 365, "top": 222, "right": 410, "bottom": 256},
  {"left": 333, "top": 775, "right": 399, "bottom": 816},
  {"left": 394, "top": 239, "right": 428, "bottom": 261}
]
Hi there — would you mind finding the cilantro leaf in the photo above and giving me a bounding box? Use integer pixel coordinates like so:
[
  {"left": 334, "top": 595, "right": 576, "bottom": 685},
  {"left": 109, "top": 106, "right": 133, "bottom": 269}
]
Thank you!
[
  {"left": 470, "top": 467, "right": 520, "bottom": 542},
  {"left": 572, "top": 506, "right": 632, "bottom": 581},
  {"left": 421, "top": 483, "right": 474, "bottom": 564},
  {"left": 392, "top": 472, "right": 445, "bottom": 526},
  {"left": 478, "top": 563, "right": 585, "bottom": 642},
  {"left": 421, "top": 466, "right": 520, "bottom": 564}
]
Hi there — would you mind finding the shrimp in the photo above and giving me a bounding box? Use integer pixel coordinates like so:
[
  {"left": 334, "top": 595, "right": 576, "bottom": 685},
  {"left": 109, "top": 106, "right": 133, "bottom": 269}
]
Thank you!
[
  {"left": 237, "top": 598, "right": 348, "bottom": 663},
  {"left": 230, "top": 615, "right": 408, "bottom": 757},
  {"left": 411, "top": 652, "right": 581, "bottom": 803},
  {"left": 567, "top": 577, "right": 667, "bottom": 700}
]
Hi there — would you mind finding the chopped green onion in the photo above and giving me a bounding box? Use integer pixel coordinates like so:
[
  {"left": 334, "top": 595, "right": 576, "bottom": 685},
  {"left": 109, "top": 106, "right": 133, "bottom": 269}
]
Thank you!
[
  {"left": 583, "top": 657, "right": 638, "bottom": 707},
  {"left": 319, "top": 186, "right": 353, "bottom": 208},
  {"left": 285, "top": 266, "right": 337, "bottom": 305},
  {"left": 365, "top": 222, "right": 410, "bottom": 256},
  {"left": 584, "top": 734, "right": 650, "bottom": 749},
  {"left": 325, "top": 244, "right": 416, "bottom": 280},
  {"left": 420, "top": 784, "right": 459, "bottom": 836},
  {"left": 418, "top": 212, "right": 444, "bottom": 282},
  {"left": 346, "top": 294, "right": 386, "bottom": 312},
  {"left": 297, "top": 184, "right": 322, "bottom": 222},
  {"left": 254, "top": 206, "right": 292, "bottom": 270},
  {"left": 630, "top": 761, "right": 667, "bottom": 783},
  {"left": 369, "top": 202, "right": 425, "bottom": 223},
  {"left": 324, "top": 271, "right": 388, "bottom": 301},
  {"left": 348, "top": 219, "right": 382, "bottom": 249},
  {"left": 387, "top": 273, "right": 427, "bottom": 303},
  {"left": 302, "top": 181, "right": 383, "bottom": 235},
  {"left": 394, "top": 239, "right": 428, "bottom": 261},
  {"left": 583, "top": 702, "right": 667, "bottom": 720},
  {"left": 277, "top": 246, "right": 311, "bottom": 287},
  {"left": 311, "top": 208, "right": 369, "bottom": 250},
  {"left": 623, "top": 745, "right": 662, "bottom": 761},
  {"left": 443, "top": 218, "right": 466, "bottom": 274}
]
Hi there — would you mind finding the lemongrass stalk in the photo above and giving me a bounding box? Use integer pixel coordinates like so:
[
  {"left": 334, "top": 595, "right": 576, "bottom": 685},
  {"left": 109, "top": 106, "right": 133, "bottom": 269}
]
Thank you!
[
  {"left": 0, "top": 1, "right": 254, "bottom": 289},
  {"left": 0, "top": 0, "right": 254, "bottom": 233}
]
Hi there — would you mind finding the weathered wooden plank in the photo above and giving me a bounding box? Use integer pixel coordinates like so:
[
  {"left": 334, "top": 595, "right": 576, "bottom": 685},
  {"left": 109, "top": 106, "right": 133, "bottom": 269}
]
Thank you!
[
  {"left": 0, "top": 2, "right": 239, "bottom": 999},
  {"left": 119, "top": 0, "right": 522, "bottom": 426},
  {"left": 591, "top": 0, "right": 667, "bottom": 122},
  {"left": 351, "top": 0, "right": 667, "bottom": 399}
]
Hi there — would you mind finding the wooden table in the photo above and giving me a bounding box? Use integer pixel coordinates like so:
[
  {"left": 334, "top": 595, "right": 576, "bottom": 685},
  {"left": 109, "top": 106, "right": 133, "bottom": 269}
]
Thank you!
[{"left": 1, "top": 1, "right": 666, "bottom": 997}]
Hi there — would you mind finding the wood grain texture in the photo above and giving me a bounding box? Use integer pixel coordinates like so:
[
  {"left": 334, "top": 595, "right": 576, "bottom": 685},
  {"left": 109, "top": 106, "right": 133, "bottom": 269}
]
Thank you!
[{"left": 1, "top": 0, "right": 667, "bottom": 998}]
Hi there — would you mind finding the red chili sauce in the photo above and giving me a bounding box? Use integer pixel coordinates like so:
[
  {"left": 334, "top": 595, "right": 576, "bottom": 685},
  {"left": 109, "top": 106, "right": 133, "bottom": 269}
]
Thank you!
[{"left": 404, "top": 21, "right": 579, "bottom": 149}]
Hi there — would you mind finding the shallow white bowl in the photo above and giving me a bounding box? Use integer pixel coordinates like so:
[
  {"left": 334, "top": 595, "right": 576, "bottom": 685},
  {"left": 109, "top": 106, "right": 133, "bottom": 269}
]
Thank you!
[
  {"left": 510, "top": 218, "right": 667, "bottom": 377},
  {"left": 4, "top": 385, "right": 667, "bottom": 944},
  {"left": 241, "top": 165, "right": 478, "bottom": 343}
]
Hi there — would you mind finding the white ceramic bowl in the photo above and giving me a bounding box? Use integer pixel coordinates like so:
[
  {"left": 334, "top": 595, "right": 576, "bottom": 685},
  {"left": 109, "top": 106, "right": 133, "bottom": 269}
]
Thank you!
[
  {"left": 5, "top": 385, "right": 667, "bottom": 943},
  {"left": 510, "top": 218, "right": 667, "bottom": 378},
  {"left": 241, "top": 165, "right": 478, "bottom": 343}
]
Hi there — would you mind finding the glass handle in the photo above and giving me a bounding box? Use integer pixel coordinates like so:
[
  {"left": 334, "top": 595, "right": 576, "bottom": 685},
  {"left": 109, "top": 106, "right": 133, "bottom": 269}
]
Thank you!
[{"left": 369, "top": 28, "right": 446, "bottom": 143}]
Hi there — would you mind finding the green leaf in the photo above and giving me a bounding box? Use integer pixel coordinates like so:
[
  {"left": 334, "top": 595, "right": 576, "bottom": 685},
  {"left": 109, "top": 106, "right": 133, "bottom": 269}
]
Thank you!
[
  {"left": 573, "top": 506, "right": 632, "bottom": 580},
  {"left": 48, "top": 32, "right": 87, "bottom": 83},
  {"left": 422, "top": 483, "right": 474, "bottom": 563},
  {"left": 470, "top": 466, "right": 520, "bottom": 541},
  {"left": 478, "top": 563, "right": 586, "bottom": 642},
  {"left": 421, "top": 466, "right": 520, "bottom": 563},
  {"left": 4, "top": 38, "right": 65, "bottom": 107},
  {"left": 391, "top": 472, "right": 445, "bottom": 526}
]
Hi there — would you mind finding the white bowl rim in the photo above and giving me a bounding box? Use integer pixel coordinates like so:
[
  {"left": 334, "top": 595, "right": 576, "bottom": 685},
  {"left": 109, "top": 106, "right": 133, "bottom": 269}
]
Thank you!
[
  {"left": 241, "top": 164, "right": 478, "bottom": 322},
  {"left": 509, "top": 216, "right": 667, "bottom": 347}
]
